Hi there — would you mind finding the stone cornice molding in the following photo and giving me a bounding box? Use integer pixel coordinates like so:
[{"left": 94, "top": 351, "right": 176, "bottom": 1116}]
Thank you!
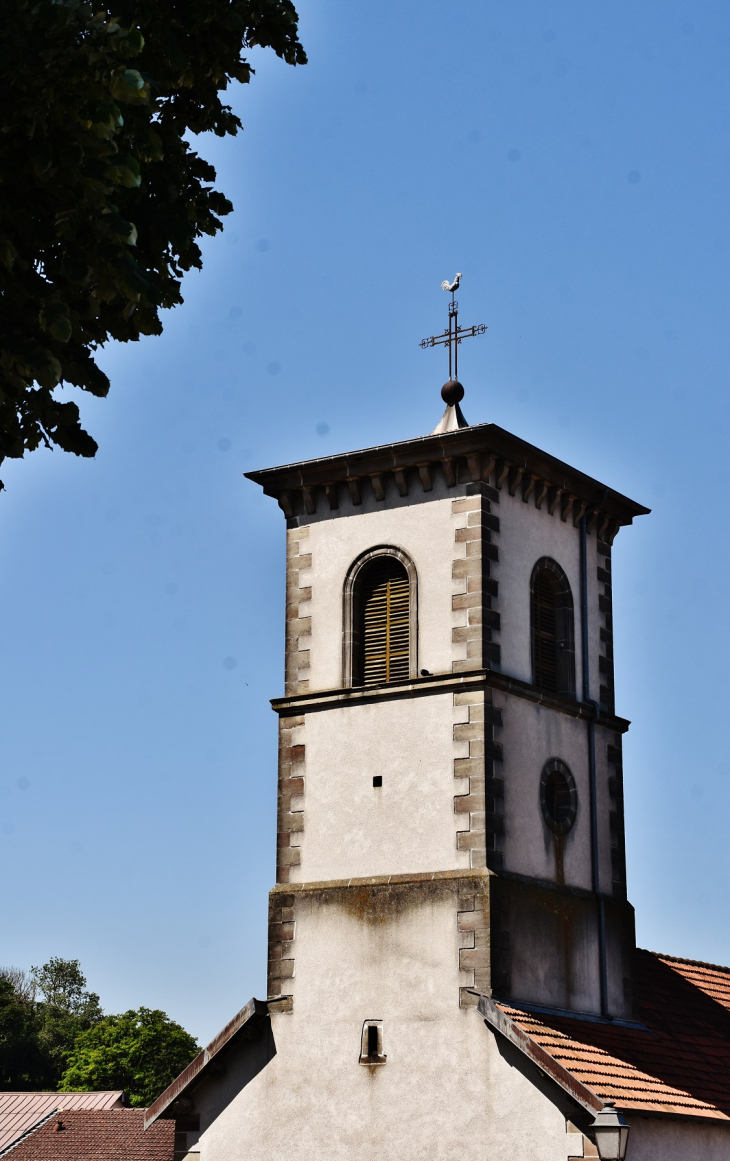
[
  {"left": 270, "top": 668, "right": 631, "bottom": 733},
  {"left": 269, "top": 867, "right": 492, "bottom": 895},
  {"left": 245, "top": 423, "right": 650, "bottom": 537}
]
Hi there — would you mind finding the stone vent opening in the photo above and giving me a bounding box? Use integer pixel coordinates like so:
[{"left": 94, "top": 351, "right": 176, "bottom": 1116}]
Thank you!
[{"left": 359, "top": 1020, "right": 386, "bottom": 1065}]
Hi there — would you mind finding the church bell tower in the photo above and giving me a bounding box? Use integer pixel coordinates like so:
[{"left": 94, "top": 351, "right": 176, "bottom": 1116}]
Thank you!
[
  {"left": 232, "top": 288, "right": 649, "bottom": 1155},
  {"left": 246, "top": 288, "right": 647, "bottom": 1036}
]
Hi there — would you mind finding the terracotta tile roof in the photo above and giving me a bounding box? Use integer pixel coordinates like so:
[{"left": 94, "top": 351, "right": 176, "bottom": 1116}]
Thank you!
[
  {"left": 499, "top": 948, "right": 730, "bottom": 1120},
  {"left": 653, "top": 952, "right": 730, "bottom": 1013},
  {"left": 5, "top": 1109, "right": 174, "bottom": 1160},
  {"left": 0, "top": 1092, "right": 123, "bottom": 1154}
]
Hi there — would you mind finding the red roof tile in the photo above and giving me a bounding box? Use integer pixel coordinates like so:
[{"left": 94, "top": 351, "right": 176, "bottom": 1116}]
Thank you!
[
  {"left": 0, "top": 1093, "right": 123, "bottom": 1153},
  {"left": 6, "top": 1109, "right": 174, "bottom": 1160},
  {"left": 499, "top": 949, "right": 730, "bottom": 1120},
  {"left": 653, "top": 952, "right": 730, "bottom": 1013}
]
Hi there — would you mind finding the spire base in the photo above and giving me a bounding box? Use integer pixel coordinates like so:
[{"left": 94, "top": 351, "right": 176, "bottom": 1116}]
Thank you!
[{"left": 430, "top": 401, "right": 469, "bottom": 435}]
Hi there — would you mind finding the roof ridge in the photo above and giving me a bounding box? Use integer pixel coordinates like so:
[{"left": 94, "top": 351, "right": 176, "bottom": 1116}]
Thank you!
[{"left": 644, "top": 948, "right": 730, "bottom": 974}]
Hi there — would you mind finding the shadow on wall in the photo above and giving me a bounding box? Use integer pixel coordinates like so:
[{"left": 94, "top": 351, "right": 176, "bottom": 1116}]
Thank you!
[{"left": 198, "top": 1017, "right": 277, "bottom": 1125}]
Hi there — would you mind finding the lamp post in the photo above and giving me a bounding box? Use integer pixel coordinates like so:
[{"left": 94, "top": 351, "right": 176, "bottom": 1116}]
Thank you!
[{"left": 590, "top": 1101, "right": 630, "bottom": 1160}]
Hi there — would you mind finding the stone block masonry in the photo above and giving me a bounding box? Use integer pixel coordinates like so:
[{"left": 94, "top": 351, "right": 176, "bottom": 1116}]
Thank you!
[
  {"left": 285, "top": 525, "right": 312, "bottom": 696},
  {"left": 268, "top": 888, "right": 295, "bottom": 1007},
  {"left": 457, "top": 874, "right": 491, "bottom": 1008},
  {"left": 277, "top": 715, "right": 305, "bottom": 884},
  {"left": 451, "top": 488, "right": 500, "bottom": 673},
  {"left": 451, "top": 488, "right": 504, "bottom": 874},
  {"left": 454, "top": 691, "right": 503, "bottom": 874}
]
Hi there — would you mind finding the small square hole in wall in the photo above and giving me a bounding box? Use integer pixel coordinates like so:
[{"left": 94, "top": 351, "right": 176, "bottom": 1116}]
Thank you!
[{"left": 373, "top": 776, "right": 382, "bottom": 787}]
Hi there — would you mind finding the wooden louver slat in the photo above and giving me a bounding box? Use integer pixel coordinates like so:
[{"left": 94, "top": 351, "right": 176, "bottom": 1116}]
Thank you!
[
  {"left": 532, "top": 571, "right": 558, "bottom": 693},
  {"left": 361, "top": 557, "right": 410, "bottom": 686}
]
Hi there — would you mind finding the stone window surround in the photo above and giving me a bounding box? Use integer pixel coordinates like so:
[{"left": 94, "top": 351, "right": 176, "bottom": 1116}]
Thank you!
[{"left": 341, "top": 544, "right": 419, "bottom": 688}]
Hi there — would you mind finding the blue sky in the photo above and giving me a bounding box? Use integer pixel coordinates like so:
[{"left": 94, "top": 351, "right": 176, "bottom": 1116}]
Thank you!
[{"left": 2, "top": 0, "right": 729, "bottom": 1044}]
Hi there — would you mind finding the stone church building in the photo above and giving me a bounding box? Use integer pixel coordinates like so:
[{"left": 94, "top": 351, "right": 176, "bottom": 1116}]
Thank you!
[{"left": 145, "top": 372, "right": 730, "bottom": 1159}]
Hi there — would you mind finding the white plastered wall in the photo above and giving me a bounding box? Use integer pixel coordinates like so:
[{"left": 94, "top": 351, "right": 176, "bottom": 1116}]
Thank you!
[
  {"left": 294, "top": 693, "right": 469, "bottom": 882},
  {"left": 195, "top": 893, "right": 583, "bottom": 1161},
  {"left": 624, "top": 1116, "right": 730, "bottom": 1159},
  {"left": 496, "top": 694, "right": 593, "bottom": 889}
]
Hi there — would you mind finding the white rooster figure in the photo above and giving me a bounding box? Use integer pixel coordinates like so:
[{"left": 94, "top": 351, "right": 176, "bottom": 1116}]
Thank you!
[{"left": 441, "top": 272, "right": 462, "bottom": 293}]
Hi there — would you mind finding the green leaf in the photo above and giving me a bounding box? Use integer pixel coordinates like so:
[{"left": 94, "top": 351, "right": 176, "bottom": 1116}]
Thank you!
[
  {"left": 39, "top": 303, "right": 72, "bottom": 343},
  {"left": 122, "top": 28, "right": 144, "bottom": 55},
  {"left": 112, "top": 154, "right": 141, "bottom": 188},
  {"left": 103, "top": 213, "right": 138, "bottom": 244},
  {"left": 50, "top": 316, "right": 72, "bottom": 342},
  {"left": 0, "top": 238, "right": 18, "bottom": 271},
  {"left": 111, "top": 68, "right": 147, "bottom": 102},
  {"left": 27, "top": 350, "right": 63, "bottom": 388}
]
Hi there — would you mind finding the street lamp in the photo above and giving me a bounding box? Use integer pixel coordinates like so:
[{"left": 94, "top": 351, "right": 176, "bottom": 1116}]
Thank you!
[{"left": 589, "top": 1101, "right": 630, "bottom": 1160}]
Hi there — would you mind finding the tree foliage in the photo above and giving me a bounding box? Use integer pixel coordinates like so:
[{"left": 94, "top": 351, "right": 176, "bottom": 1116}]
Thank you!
[
  {"left": 0, "top": 0, "right": 305, "bottom": 488},
  {"left": 0, "top": 958, "right": 103, "bottom": 1089},
  {"left": 0, "top": 979, "right": 43, "bottom": 1088},
  {"left": 30, "top": 957, "right": 104, "bottom": 1079},
  {"left": 60, "top": 1007, "right": 199, "bottom": 1107},
  {"left": 0, "top": 958, "right": 198, "bottom": 1104}
]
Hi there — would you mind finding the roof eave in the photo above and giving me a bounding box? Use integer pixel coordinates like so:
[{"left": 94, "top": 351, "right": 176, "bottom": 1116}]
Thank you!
[
  {"left": 244, "top": 422, "right": 649, "bottom": 526},
  {"left": 144, "top": 998, "right": 269, "bottom": 1130},
  {"left": 478, "top": 992, "right": 604, "bottom": 1126}
]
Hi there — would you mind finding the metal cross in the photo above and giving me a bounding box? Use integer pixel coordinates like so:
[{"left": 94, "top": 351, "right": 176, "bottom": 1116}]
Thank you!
[{"left": 419, "top": 276, "right": 487, "bottom": 381}]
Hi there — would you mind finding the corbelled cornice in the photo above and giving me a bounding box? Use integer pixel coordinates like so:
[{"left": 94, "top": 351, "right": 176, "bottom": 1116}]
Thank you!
[{"left": 245, "top": 422, "right": 649, "bottom": 537}]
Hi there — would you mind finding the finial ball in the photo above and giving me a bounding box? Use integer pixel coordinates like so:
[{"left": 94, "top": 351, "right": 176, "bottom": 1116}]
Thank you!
[{"left": 441, "top": 379, "right": 465, "bottom": 405}]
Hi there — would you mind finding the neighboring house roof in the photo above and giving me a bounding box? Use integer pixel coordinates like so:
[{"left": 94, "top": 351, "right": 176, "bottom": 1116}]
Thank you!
[
  {"left": 0, "top": 1092, "right": 123, "bottom": 1155},
  {"left": 490, "top": 949, "right": 730, "bottom": 1122},
  {"left": 144, "top": 997, "right": 269, "bottom": 1130},
  {"left": 4, "top": 1109, "right": 173, "bottom": 1160}
]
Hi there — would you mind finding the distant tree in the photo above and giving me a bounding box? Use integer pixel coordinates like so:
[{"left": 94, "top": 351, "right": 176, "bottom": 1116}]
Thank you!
[
  {"left": 30, "top": 958, "right": 103, "bottom": 1080},
  {"left": 0, "top": 967, "right": 36, "bottom": 1004},
  {"left": 0, "top": 978, "right": 43, "bottom": 1089},
  {"left": 0, "top": 0, "right": 306, "bottom": 490},
  {"left": 60, "top": 1007, "right": 199, "bottom": 1106},
  {"left": 0, "top": 958, "right": 103, "bottom": 1088},
  {"left": 0, "top": 959, "right": 198, "bottom": 1099}
]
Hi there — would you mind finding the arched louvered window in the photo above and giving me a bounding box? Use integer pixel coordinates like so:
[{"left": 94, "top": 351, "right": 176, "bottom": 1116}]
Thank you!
[
  {"left": 360, "top": 557, "right": 410, "bottom": 685},
  {"left": 530, "top": 559, "right": 575, "bottom": 698},
  {"left": 343, "top": 547, "right": 417, "bottom": 687}
]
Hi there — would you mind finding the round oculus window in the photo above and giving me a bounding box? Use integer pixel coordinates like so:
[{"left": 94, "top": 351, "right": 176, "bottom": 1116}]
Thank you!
[{"left": 540, "top": 760, "right": 577, "bottom": 835}]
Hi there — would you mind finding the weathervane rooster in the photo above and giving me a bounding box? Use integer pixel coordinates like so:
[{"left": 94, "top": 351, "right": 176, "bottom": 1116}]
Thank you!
[{"left": 440, "top": 273, "right": 462, "bottom": 293}]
